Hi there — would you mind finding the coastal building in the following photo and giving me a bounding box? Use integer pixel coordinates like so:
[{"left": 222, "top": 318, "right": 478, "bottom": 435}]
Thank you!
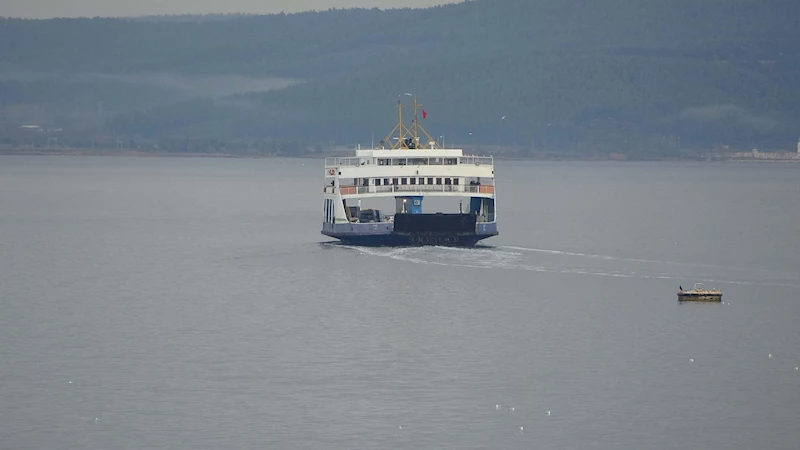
[{"left": 729, "top": 140, "right": 800, "bottom": 161}]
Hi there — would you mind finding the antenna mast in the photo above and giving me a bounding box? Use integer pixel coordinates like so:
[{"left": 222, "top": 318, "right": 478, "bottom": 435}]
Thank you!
[
  {"left": 398, "top": 97, "right": 403, "bottom": 147},
  {"left": 413, "top": 96, "right": 419, "bottom": 146}
]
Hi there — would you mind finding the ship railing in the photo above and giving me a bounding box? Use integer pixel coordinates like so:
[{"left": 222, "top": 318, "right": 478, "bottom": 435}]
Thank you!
[
  {"left": 325, "top": 185, "right": 495, "bottom": 195},
  {"left": 377, "top": 157, "right": 493, "bottom": 167},
  {"left": 325, "top": 157, "right": 363, "bottom": 167},
  {"left": 325, "top": 156, "right": 493, "bottom": 168},
  {"left": 458, "top": 156, "right": 494, "bottom": 166}
]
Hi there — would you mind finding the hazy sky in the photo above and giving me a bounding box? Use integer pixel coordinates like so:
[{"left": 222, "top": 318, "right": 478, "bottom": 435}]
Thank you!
[{"left": 1, "top": 0, "right": 460, "bottom": 19}]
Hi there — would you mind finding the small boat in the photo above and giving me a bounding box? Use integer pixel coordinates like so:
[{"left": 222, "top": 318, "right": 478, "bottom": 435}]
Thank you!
[{"left": 678, "top": 283, "right": 722, "bottom": 302}]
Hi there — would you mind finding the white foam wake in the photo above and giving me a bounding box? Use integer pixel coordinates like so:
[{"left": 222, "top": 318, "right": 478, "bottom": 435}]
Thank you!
[{"left": 332, "top": 243, "right": 800, "bottom": 288}]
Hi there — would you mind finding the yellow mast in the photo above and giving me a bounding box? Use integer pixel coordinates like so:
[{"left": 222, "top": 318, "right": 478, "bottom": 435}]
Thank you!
[
  {"left": 378, "top": 95, "right": 441, "bottom": 150},
  {"left": 413, "top": 96, "right": 419, "bottom": 147},
  {"left": 398, "top": 96, "right": 402, "bottom": 148},
  {"left": 379, "top": 98, "right": 403, "bottom": 149}
]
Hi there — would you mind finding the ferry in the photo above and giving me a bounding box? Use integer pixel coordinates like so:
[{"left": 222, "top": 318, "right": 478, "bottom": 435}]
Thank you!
[{"left": 321, "top": 97, "right": 498, "bottom": 246}]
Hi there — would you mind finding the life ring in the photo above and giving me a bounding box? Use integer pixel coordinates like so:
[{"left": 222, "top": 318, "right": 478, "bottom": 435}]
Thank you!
[{"left": 328, "top": 168, "right": 336, "bottom": 175}]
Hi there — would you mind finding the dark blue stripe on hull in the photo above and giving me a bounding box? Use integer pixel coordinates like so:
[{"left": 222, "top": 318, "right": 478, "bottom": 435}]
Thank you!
[
  {"left": 328, "top": 233, "right": 497, "bottom": 247},
  {"left": 321, "top": 220, "right": 498, "bottom": 247}
]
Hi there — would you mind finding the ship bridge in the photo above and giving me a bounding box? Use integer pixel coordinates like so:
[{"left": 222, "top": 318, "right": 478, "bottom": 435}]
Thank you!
[{"left": 324, "top": 150, "right": 495, "bottom": 199}]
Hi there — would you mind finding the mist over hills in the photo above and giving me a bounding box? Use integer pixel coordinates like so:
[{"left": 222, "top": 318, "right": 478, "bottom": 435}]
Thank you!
[{"left": 2, "top": 0, "right": 799, "bottom": 157}]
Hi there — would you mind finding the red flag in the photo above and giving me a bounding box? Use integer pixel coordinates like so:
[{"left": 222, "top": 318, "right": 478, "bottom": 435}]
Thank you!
[{"left": 422, "top": 108, "right": 427, "bottom": 119}]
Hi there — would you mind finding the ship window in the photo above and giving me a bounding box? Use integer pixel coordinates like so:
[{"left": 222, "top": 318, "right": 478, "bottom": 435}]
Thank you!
[
  {"left": 430, "top": 158, "right": 442, "bottom": 165},
  {"left": 436, "top": 178, "right": 442, "bottom": 185},
  {"left": 445, "top": 158, "right": 457, "bottom": 165},
  {"left": 378, "top": 159, "right": 385, "bottom": 166},
  {"left": 392, "top": 178, "right": 398, "bottom": 185},
  {"left": 428, "top": 177, "right": 434, "bottom": 185},
  {"left": 363, "top": 178, "right": 369, "bottom": 186},
  {"left": 419, "top": 178, "right": 425, "bottom": 185},
  {"left": 325, "top": 199, "right": 332, "bottom": 223},
  {"left": 445, "top": 178, "right": 452, "bottom": 185},
  {"left": 401, "top": 178, "right": 407, "bottom": 185},
  {"left": 409, "top": 158, "right": 428, "bottom": 165},
  {"left": 384, "top": 178, "right": 390, "bottom": 185},
  {"left": 410, "top": 178, "right": 416, "bottom": 185},
  {"left": 453, "top": 178, "right": 459, "bottom": 185},
  {"left": 375, "top": 179, "right": 381, "bottom": 186}
]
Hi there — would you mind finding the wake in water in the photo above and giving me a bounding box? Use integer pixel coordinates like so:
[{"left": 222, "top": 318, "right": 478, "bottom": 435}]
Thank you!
[
  {"left": 502, "top": 245, "right": 782, "bottom": 273},
  {"left": 330, "top": 243, "right": 800, "bottom": 289}
]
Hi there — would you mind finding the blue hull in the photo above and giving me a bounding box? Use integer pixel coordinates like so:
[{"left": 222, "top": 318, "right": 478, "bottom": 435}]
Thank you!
[
  {"left": 321, "top": 217, "right": 498, "bottom": 247},
  {"left": 330, "top": 233, "right": 496, "bottom": 247}
]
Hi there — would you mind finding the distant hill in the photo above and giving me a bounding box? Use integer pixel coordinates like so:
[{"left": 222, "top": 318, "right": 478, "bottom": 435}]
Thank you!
[
  {"left": 2, "top": 0, "right": 799, "bottom": 157},
  {"left": 131, "top": 14, "right": 254, "bottom": 23}
]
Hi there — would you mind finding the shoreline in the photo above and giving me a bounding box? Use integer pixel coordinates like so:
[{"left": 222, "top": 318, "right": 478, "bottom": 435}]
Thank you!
[
  {"left": 0, "top": 149, "right": 324, "bottom": 159},
  {"left": 2, "top": 148, "right": 799, "bottom": 163}
]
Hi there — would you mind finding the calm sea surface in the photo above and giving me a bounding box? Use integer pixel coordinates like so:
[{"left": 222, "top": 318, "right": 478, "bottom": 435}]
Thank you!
[{"left": 1, "top": 155, "right": 799, "bottom": 450}]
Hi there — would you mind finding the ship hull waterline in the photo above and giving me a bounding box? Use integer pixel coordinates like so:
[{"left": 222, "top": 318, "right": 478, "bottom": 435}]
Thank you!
[
  {"left": 322, "top": 213, "right": 498, "bottom": 247},
  {"left": 321, "top": 231, "right": 498, "bottom": 247},
  {"left": 678, "top": 294, "right": 723, "bottom": 302}
]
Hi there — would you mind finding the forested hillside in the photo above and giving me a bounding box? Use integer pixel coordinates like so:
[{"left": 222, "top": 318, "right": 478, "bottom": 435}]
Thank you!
[{"left": 2, "top": 0, "right": 799, "bottom": 157}]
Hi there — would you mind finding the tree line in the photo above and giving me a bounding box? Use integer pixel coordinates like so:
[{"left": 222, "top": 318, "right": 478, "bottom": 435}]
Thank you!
[{"left": 2, "top": 0, "right": 799, "bottom": 156}]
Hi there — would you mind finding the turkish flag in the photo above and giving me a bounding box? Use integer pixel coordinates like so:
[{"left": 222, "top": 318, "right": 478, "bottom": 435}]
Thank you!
[{"left": 422, "top": 108, "right": 427, "bottom": 119}]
